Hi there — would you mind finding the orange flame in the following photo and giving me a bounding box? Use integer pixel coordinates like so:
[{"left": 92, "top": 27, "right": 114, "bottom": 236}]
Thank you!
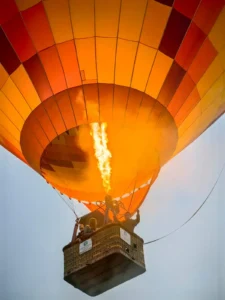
[{"left": 90, "top": 122, "right": 112, "bottom": 194}]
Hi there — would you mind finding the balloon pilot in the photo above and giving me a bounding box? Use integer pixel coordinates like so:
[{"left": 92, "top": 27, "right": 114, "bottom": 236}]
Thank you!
[
  {"left": 104, "top": 194, "right": 140, "bottom": 232},
  {"left": 104, "top": 194, "right": 120, "bottom": 224}
]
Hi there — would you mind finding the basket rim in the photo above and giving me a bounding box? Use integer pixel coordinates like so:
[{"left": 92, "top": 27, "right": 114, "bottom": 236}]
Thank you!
[{"left": 63, "top": 223, "right": 143, "bottom": 252}]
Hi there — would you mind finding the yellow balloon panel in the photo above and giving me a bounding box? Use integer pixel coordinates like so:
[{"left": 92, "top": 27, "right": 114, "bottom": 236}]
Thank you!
[
  {"left": 199, "top": 73, "right": 224, "bottom": 113},
  {"left": 10, "top": 65, "right": 41, "bottom": 110},
  {"left": 0, "top": 64, "right": 8, "bottom": 88},
  {"left": 145, "top": 51, "right": 173, "bottom": 99},
  {"left": 197, "top": 56, "right": 224, "bottom": 98},
  {"left": 218, "top": 46, "right": 225, "bottom": 70},
  {"left": 95, "top": 0, "right": 120, "bottom": 37},
  {"left": 0, "top": 91, "right": 24, "bottom": 131},
  {"left": 131, "top": 44, "right": 156, "bottom": 92},
  {"left": 0, "top": 125, "right": 21, "bottom": 151},
  {"left": 0, "top": 110, "right": 21, "bottom": 142},
  {"left": 209, "top": 7, "right": 225, "bottom": 52},
  {"left": 175, "top": 88, "right": 200, "bottom": 126},
  {"left": 96, "top": 37, "right": 116, "bottom": 83},
  {"left": 43, "top": 0, "right": 73, "bottom": 44},
  {"left": 115, "top": 39, "right": 138, "bottom": 86},
  {"left": 75, "top": 38, "right": 97, "bottom": 83},
  {"left": 140, "top": 0, "right": 171, "bottom": 49},
  {"left": 176, "top": 94, "right": 224, "bottom": 156},
  {"left": 177, "top": 102, "right": 202, "bottom": 138},
  {"left": 70, "top": 0, "right": 94, "bottom": 38},
  {"left": 176, "top": 73, "right": 225, "bottom": 156},
  {"left": 119, "top": 0, "right": 147, "bottom": 41},
  {"left": 1, "top": 78, "right": 31, "bottom": 120}
]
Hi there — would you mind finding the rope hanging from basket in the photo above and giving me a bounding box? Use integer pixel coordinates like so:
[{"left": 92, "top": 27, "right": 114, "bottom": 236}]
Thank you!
[{"left": 144, "top": 160, "right": 225, "bottom": 246}]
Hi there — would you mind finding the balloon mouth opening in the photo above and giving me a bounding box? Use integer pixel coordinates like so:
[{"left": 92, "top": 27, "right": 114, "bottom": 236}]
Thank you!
[
  {"left": 38, "top": 123, "right": 162, "bottom": 203},
  {"left": 20, "top": 84, "right": 177, "bottom": 202}
]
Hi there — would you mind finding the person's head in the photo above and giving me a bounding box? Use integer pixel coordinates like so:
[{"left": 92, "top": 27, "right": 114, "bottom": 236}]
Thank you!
[
  {"left": 112, "top": 200, "right": 119, "bottom": 214},
  {"left": 79, "top": 223, "right": 84, "bottom": 231},
  {"left": 105, "top": 194, "right": 113, "bottom": 202},
  {"left": 124, "top": 212, "right": 131, "bottom": 220},
  {"left": 89, "top": 218, "right": 97, "bottom": 231}
]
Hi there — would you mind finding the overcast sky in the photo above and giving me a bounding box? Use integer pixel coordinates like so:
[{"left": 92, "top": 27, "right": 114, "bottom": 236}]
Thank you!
[{"left": 0, "top": 115, "right": 225, "bottom": 300}]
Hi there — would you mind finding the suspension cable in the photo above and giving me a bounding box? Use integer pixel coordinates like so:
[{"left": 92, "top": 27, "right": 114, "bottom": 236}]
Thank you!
[
  {"left": 144, "top": 161, "right": 225, "bottom": 246},
  {"left": 55, "top": 189, "right": 80, "bottom": 219},
  {"left": 55, "top": 189, "right": 74, "bottom": 213}
]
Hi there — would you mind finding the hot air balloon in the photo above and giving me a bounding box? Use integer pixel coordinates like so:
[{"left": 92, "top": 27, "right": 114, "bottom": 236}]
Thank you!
[{"left": 0, "top": 0, "right": 225, "bottom": 296}]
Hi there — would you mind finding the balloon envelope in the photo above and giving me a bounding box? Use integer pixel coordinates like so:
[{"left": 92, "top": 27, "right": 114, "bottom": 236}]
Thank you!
[{"left": 0, "top": 0, "right": 225, "bottom": 215}]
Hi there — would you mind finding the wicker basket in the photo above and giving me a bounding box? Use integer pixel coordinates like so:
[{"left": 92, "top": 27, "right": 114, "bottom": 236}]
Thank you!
[{"left": 63, "top": 223, "right": 146, "bottom": 296}]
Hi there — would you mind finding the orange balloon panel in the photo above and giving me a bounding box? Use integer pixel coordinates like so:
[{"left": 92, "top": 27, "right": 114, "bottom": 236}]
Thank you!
[{"left": 0, "top": 0, "right": 225, "bottom": 213}]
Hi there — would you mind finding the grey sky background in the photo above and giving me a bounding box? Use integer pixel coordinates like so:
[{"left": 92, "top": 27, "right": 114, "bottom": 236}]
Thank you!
[{"left": 0, "top": 115, "right": 225, "bottom": 300}]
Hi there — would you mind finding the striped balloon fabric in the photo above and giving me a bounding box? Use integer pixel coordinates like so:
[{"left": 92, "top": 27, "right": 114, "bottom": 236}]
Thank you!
[{"left": 0, "top": 0, "right": 225, "bottom": 216}]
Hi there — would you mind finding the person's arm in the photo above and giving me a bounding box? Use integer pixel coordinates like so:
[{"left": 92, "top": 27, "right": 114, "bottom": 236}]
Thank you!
[
  {"left": 135, "top": 210, "right": 140, "bottom": 225},
  {"left": 71, "top": 219, "right": 79, "bottom": 242}
]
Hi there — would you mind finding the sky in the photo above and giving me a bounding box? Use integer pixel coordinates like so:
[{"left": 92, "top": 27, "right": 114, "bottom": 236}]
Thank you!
[{"left": 0, "top": 115, "right": 225, "bottom": 300}]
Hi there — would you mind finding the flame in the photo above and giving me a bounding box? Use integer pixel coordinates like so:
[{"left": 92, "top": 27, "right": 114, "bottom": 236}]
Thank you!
[{"left": 90, "top": 122, "right": 112, "bottom": 193}]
